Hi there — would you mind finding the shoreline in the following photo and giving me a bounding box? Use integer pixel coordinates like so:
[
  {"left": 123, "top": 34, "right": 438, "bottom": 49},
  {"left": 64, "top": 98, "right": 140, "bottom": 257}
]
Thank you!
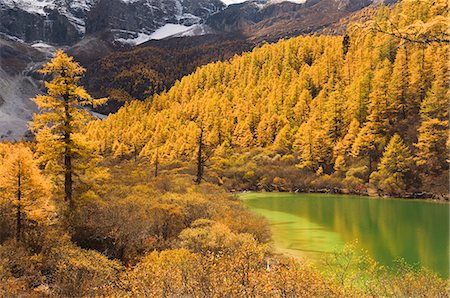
[{"left": 234, "top": 189, "right": 450, "bottom": 204}]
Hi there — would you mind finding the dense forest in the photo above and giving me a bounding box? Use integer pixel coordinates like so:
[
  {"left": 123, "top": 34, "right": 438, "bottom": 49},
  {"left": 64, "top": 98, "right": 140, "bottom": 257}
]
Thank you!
[
  {"left": 86, "top": 0, "right": 449, "bottom": 197},
  {"left": 83, "top": 35, "right": 254, "bottom": 113},
  {"left": 0, "top": 0, "right": 448, "bottom": 296}
]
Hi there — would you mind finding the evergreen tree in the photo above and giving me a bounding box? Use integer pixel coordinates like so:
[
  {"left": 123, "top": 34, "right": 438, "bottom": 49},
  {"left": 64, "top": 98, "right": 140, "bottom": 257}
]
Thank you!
[
  {"left": 0, "top": 143, "right": 52, "bottom": 241},
  {"left": 352, "top": 60, "right": 392, "bottom": 172},
  {"left": 415, "top": 119, "right": 448, "bottom": 175},
  {"left": 31, "top": 50, "right": 106, "bottom": 208},
  {"left": 415, "top": 46, "right": 449, "bottom": 175},
  {"left": 388, "top": 46, "right": 409, "bottom": 119},
  {"left": 370, "top": 134, "right": 414, "bottom": 194},
  {"left": 334, "top": 119, "right": 360, "bottom": 173}
]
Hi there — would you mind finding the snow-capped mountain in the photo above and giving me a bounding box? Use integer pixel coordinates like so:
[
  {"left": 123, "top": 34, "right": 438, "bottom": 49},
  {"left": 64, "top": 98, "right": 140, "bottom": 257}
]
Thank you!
[
  {"left": 207, "top": 0, "right": 395, "bottom": 41},
  {"left": 0, "top": 0, "right": 225, "bottom": 45},
  {"left": 0, "top": 0, "right": 392, "bottom": 46}
]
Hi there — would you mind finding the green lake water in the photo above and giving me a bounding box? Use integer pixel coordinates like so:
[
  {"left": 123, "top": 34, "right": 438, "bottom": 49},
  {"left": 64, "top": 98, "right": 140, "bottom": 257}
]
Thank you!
[{"left": 240, "top": 192, "right": 449, "bottom": 278}]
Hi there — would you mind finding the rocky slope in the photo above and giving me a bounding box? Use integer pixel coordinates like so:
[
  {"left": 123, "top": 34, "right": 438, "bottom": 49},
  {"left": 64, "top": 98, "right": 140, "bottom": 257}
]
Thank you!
[
  {"left": 0, "top": 0, "right": 225, "bottom": 45},
  {"left": 0, "top": 37, "right": 47, "bottom": 140},
  {"left": 0, "top": 0, "right": 394, "bottom": 46},
  {"left": 206, "top": 0, "right": 396, "bottom": 41}
]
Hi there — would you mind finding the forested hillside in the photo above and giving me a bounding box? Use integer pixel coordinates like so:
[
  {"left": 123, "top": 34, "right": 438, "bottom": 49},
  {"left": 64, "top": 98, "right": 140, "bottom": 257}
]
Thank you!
[
  {"left": 0, "top": 0, "right": 448, "bottom": 296},
  {"left": 83, "top": 35, "right": 254, "bottom": 113},
  {"left": 87, "top": 0, "right": 449, "bottom": 197}
]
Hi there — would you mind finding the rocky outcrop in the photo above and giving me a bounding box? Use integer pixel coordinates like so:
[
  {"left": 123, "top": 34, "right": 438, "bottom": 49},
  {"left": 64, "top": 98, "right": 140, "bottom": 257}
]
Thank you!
[
  {"left": 0, "top": 0, "right": 225, "bottom": 45},
  {"left": 0, "top": 7, "right": 81, "bottom": 44},
  {"left": 206, "top": 0, "right": 396, "bottom": 41},
  {"left": 0, "top": 37, "right": 46, "bottom": 140}
]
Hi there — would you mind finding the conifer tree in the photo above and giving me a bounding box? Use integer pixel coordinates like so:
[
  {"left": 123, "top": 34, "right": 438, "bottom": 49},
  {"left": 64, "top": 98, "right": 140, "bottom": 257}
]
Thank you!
[
  {"left": 415, "top": 48, "right": 449, "bottom": 175},
  {"left": 388, "top": 46, "right": 409, "bottom": 119},
  {"left": 30, "top": 50, "right": 106, "bottom": 208},
  {"left": 294, "top": 119, "right": 332, "bottom": 172},
  {"left": 333, "top": 119, "right": 360, "bottom": 173},
  {"left": 0, "top": 143, "right": 52, "bottom": 242},
  {"left": 408, "top": 48, "right": 431, "bottom": 113},
  {"left": 352, "top": 60, "right": 392, "bottom": 172},
  {"left": 195, "top": 126, "right": 205, "bottom": 184},
  {"left": 370, "top": 134, "right": 413, "bottom": 194}
]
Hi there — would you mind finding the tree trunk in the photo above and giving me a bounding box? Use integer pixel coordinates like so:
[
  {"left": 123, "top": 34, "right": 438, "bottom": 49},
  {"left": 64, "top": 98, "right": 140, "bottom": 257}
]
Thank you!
[
  {"left": 195, "top": 127, "right": 204, "bottom": 184},
  {"left": 64, "top": 153, "right": 73, "bottom": 207},
  {"left": 63, "top": 94, "right": 73, "bottom": 208},
  {"left": 154, "top": 150, "right": 159, "bottom": 178},
  {"left": 16, "top": 168, "right": 21, "bottom": 242}
]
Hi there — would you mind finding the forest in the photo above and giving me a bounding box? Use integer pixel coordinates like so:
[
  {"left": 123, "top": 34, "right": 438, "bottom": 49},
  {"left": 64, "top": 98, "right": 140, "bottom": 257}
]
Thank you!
[
  {"left": 82, "top": 35, "right": 254, "bottom": 114},
  {"left": 86, "top": 0, "right": 449, "bottom": 198},
  {"left": 0, "top": 0, "right": 448, "bottom": 296}
]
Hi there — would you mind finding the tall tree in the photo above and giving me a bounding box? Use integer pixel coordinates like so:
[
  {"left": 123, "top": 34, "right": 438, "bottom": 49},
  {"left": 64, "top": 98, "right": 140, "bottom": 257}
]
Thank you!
[
  {"left": 333, "top": 119, "right": 360, "bottom": 173},
  {"left": 370, "top": 134, "right": 413, "bottom": 194},
  {"left": 0, "top": 143, "right": 52, "bottom": 242},
  {"left": 370, "top": 134, "right": 414, "bottom": 194},
  {"left": 352, "top": 60, "right": 392, "bottom": 172},
  {"left": 195, "top": 126, "right": 205, "bottom": 184},
  {"left": 388, "top": 46, "right": 410, "bottom": 119},
  {"left": 414, "top": 47, "right": 449, "bottom": 175},
  {"left": 31, "top": 50, "right": 106, "bottom": 208}
]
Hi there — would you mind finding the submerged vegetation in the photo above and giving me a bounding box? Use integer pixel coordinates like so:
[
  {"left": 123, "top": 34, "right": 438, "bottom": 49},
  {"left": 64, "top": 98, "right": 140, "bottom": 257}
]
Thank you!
[{"left": 0, "top": 0, "right": 448, "bottom": 296}]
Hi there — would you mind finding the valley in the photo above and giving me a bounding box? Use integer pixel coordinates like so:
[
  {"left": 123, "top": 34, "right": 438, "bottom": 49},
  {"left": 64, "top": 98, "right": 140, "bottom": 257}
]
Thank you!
[{"left": 0, "top": 0, "right": 448, "bottom": 297}]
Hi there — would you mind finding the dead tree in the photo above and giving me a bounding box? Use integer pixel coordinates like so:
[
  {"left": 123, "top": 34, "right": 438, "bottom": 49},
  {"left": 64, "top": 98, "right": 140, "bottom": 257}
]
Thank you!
[
  {"left": 154, "top": 149, "right": 159, "bottom": 178},
  {"left": 195, "top": 127, "right": 205, "bottom": 184}
]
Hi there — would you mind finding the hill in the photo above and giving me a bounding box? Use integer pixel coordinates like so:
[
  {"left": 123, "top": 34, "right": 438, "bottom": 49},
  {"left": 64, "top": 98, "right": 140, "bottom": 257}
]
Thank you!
[{"left": 87, "top": 0, "right": 449, "bottom": 197}]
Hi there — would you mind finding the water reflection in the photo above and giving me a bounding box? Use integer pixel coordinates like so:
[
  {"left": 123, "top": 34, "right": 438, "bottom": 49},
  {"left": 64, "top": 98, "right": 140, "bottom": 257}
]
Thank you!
[{"left": 242, "top": 193, "right": 449, "bottom": 277}]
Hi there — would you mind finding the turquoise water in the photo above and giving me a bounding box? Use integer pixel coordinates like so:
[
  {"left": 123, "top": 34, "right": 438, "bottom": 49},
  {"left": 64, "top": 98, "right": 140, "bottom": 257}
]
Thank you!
[{"left": 241, "top": 192, "right": 449, "bottom": 277}]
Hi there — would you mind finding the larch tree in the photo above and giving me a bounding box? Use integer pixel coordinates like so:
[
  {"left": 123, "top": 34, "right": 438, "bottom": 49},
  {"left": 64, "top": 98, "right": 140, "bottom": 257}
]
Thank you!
[
  {"left": 414, "top": 47, "right": 449, "bottom": 175},
  {"left": 352, "top": 60, "right": 392, "bottom": 172},
  {"left": 30, "top": 50, "right": 106, "bottom": 208},
  {"left": 333, "top": 119, "right": 360, "bottom": 173},
  {"left": 0, "top": 143, "right": 52, "bottom": 242},
  {"left": 370, "top": 134, "right": 414, "bottom": 195},
  {"left": 388, "top": 45, "right": 410, "bottom": 120}
]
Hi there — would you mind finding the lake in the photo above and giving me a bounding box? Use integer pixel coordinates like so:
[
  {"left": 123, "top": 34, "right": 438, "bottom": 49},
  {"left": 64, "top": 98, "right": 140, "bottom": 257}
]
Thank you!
[{"left": 240, "top": 192, "right": 449, "bottom": 278}]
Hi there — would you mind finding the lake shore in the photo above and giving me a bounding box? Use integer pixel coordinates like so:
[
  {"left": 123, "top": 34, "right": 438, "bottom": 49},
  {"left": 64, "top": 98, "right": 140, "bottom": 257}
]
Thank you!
[
  {"left": 234, "top": 188, "right": 450, "bottom": 203},
  {"left": 241, "top": 192, "right": 450, "bottom": 278}
]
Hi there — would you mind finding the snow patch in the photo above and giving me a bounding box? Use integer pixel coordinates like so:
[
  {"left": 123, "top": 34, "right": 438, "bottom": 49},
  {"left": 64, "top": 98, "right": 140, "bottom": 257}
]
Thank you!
[
  {"left": 1, "top": 0, "right": 96, "bottom": 34},
  {"left": 115, "top": 32, "right": 152, "bottom": 45},
  {"left": 116, "top": 23, "right": 212, "bottom": 44},
  {"left": 31, "top": 42, "right": 55, "bottom": 49},
  {"left": 221, "top": 0, "right": 306, "bottom": 5},
  {"left": 149, "top": 24, "right": 196, "bottom": 40}
]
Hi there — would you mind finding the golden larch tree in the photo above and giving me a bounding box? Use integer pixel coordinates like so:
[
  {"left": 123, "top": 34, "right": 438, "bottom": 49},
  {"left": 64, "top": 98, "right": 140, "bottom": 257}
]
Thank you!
[
  {"left": 0, "top": 143, "right": 53, "bottom": 242},
  {"left": 30, "top": 50, "right": 106, "bottom": 208}
]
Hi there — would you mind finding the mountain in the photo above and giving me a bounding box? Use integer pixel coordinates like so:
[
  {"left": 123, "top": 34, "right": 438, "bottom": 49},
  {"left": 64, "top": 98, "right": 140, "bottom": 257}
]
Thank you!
[
  {"left": 0, "top": 0, "right": 97, "bottom": 45},
  {"left": 0, "top": 0, "right": 225, "bottom": 45},
  {"left": 83, "top": 0, "right": 395, "bottom": 109},
  {"left": 0, "top": 0, "right": 395, "bottom": 46},
  {"left": 206, "top": 0, "right": 395, "bottom": 41},
  {"left": 0, "top": 37, "right": 46, "bottom": 140},
  {"left": 0, "top": 0, "right": 396, "bottom": 140},
  {"left": 82, "top": 34, "right": 254, "bottom": 114},
  {"left": 86, "top": 0, "right": 449, "bottom": 195}
]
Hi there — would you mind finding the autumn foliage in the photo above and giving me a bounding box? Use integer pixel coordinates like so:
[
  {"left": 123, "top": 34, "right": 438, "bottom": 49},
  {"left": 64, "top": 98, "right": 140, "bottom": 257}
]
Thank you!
[
  {"left": 86, "top": 0, "right": 449, "bottom": 197},
  {"left": 0, "top": 0, "right": 448, "bottom": 296}
]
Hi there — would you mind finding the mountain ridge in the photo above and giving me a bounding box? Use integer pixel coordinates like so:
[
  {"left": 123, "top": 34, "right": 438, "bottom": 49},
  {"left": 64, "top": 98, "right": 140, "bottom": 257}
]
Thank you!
[{"left": 0, "top": 0, "right": 395, "bottom": 140}]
